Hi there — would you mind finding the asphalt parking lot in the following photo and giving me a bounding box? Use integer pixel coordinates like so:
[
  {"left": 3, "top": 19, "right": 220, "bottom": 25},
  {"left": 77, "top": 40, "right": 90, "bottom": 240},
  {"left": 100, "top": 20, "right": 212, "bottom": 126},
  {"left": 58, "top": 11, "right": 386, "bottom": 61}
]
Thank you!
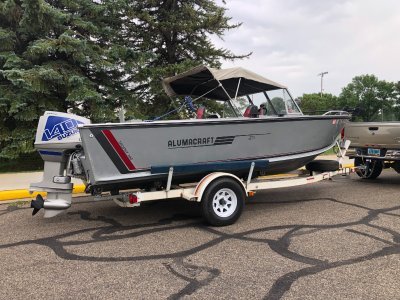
[{"left": 1, "top": 170, "right": 400, "bottom": 299}]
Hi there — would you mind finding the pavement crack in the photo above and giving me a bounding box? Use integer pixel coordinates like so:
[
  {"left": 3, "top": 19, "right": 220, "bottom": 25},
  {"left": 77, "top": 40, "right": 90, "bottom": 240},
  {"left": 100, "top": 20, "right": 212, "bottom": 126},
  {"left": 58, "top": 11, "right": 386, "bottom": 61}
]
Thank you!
[
  {"left": 346, "top": 228, "right": 395, "bottom": 246},
  {"left": 164, "top": 258, "right": 220, "bottom": 299}
]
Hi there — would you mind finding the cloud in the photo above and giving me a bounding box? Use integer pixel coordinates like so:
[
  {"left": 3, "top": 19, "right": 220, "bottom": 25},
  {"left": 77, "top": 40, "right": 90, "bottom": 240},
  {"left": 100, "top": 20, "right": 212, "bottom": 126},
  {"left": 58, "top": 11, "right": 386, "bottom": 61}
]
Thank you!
[{"left": 213, "top": 0, "right": 400, "bottom": 97}]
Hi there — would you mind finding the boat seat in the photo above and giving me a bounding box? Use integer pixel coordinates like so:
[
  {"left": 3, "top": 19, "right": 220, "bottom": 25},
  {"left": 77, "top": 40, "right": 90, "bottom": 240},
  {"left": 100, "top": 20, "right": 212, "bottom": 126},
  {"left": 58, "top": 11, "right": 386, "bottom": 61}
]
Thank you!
[
  {"left": 258, "top": 104, "right": 266, "bottom": 116},
  {"left": 196, "top": 106, "right": 206, "bottom": 119},
  {"left": 207, "top": 114, "right": 219, "bottom": 119},
  {"left": 243, "top": 105, "right": 258, "bottom": 118}
]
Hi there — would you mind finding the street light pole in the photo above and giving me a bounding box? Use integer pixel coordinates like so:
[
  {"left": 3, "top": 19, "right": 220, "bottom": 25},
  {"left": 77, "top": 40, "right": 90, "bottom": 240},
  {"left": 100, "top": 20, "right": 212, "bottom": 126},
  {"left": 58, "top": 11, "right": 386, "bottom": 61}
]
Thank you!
[{"left": 317, "top": 71, "right": 328, "bottom": 97}]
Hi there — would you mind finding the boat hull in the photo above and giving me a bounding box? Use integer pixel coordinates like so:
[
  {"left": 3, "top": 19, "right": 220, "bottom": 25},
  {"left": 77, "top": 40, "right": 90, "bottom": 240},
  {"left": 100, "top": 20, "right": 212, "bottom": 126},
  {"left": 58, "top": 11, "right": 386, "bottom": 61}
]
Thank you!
[{"left": 79, "top": 116, "right": 348, "bottom": 190}]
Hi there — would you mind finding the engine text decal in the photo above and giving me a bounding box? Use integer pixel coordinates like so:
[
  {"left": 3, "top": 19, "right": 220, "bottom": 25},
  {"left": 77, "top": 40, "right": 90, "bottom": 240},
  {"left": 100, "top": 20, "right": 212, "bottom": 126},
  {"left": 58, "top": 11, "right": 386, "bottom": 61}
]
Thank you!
[{"left": 42, "top": 116, "right": 84, "bottom": 141}]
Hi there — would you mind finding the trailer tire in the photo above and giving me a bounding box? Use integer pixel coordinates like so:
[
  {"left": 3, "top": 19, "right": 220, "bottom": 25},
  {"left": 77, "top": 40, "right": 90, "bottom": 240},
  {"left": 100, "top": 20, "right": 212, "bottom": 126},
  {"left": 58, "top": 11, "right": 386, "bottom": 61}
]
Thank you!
[
  {"left": 201, "top": 177, "right": 245, "bottom": 226},
  {"left": 355, "top": 157, "right": 382, "bottom": 179},
  {"left": 305, "top": 160, "right": 339, "bottom": 172}
]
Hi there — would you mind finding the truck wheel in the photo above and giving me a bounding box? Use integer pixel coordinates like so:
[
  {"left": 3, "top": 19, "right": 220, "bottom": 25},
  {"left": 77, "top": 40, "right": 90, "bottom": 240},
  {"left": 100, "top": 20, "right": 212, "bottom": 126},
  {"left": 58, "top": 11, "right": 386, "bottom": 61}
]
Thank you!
[
  {"left": 392, "top": 161, "right": 400, "bottom": 174},
  {"left": 201, "top": 177, "right": 245, "bottom": 226},
  {"left": 354, "top": 157, "right": 383, "bottom": 179}
]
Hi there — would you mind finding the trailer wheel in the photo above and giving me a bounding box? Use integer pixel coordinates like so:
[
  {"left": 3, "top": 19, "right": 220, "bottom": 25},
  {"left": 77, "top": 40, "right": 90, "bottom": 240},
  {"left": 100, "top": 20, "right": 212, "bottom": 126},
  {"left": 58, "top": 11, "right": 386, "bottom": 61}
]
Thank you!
[
  {"left": 201, "top": 177, "right": 245, "bottom": 226},
  {"left": 355, "top": 157, "right": 383, "bottom": 179}
]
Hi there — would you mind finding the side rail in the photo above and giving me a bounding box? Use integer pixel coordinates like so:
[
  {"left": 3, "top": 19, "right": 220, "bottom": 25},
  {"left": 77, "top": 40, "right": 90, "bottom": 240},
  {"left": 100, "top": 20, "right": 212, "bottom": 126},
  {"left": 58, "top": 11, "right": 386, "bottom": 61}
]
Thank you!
[{"left": 246, "top": 167, "right": 354, "bottom": 192}]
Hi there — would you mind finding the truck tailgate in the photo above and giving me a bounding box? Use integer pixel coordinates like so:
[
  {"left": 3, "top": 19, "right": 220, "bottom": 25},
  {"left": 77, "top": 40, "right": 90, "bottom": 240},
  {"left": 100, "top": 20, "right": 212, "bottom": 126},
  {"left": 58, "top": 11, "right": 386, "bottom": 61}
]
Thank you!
[{"left": 344, "top": 122, "right": 400, "bottom": 149}]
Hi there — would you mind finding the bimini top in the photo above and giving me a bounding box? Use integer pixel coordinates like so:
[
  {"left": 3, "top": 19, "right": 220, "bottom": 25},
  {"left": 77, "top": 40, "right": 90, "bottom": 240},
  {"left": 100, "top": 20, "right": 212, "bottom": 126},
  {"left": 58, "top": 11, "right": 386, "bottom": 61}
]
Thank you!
[{"left": 162, "top": 65, "right": 287, "bottom": 101}]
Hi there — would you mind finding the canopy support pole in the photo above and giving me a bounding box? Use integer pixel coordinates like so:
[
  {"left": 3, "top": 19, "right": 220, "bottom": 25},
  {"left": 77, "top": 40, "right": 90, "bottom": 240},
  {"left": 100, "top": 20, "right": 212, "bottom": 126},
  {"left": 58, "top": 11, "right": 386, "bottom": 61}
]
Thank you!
[
  {"left": 191, "top": 85, "right": 220, "bottom": 102},
  {"left": 234, "top": 78, "right": 242, "bottom": 100},
  {"left": 286, "top": 89, "right": 303, "bottom": 114},
  {"left": 217, "top": 79, "right": 239, "bottom": 117}
]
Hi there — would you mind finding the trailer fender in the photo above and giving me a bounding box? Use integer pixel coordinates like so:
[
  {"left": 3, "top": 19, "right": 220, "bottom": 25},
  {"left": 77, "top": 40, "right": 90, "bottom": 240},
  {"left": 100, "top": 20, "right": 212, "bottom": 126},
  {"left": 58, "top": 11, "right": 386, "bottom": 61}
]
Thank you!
[{"left": 193, "top": 172, "right": 246, "bottom": 202}]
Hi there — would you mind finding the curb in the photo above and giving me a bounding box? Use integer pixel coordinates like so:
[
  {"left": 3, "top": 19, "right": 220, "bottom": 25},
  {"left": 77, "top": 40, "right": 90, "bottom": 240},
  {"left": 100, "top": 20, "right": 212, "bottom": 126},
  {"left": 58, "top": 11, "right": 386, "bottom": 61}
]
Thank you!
[
  {"left": 0, "top": 184, "right": 86, "bottom": 202},
  {"left": 343, "top": 163, "right": 354, "bottom": 168},
  {"left": 0, "top": 163, "right": 355, "bottom": 202}
]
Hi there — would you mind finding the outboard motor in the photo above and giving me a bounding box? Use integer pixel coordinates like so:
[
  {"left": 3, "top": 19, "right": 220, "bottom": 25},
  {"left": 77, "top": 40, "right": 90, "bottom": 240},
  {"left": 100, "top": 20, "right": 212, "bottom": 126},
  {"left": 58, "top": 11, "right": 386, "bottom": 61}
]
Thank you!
[{"left": 30, "top": 111, "right": 90, "bottom": 217}]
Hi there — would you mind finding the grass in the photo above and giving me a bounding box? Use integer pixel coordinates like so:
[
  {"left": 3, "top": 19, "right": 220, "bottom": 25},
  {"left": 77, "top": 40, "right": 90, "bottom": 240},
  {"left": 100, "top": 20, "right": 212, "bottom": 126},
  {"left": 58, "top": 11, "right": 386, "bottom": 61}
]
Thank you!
[
  {"left": 0, "top": 153, "right": 43, "bottom": 173},
  {"left": 8, "top": 200, "right": 31, "bottom": 208},
  {"left": 322, "top": 148, "right": 337, "bottom": 155}
]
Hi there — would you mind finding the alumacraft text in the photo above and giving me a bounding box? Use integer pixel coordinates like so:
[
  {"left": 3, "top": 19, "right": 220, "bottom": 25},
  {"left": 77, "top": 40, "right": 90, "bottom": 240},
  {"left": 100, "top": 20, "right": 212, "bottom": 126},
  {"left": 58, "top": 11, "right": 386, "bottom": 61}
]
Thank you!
[{"left": 168, "top": 137, "right": 215, "bottom": 148}]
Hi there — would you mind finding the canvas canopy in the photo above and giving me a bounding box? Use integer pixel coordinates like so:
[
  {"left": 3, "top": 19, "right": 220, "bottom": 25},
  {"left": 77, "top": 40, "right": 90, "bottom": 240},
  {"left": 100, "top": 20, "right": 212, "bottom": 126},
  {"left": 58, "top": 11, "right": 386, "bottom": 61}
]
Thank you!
[{"left": 162, "top": 65, "right": 287, "bottom": 101}]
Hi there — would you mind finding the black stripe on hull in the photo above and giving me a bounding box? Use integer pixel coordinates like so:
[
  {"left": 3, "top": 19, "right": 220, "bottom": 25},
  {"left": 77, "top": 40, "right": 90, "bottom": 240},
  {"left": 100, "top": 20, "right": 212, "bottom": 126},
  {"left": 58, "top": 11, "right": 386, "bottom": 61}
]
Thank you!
[
  {"left": 90, "top": 128, "right": 133, "bottom": 174},
  {"left": 215, "top": 136, "right": 235, "bottom": 141},
  {"left": 214, "top": 136, "right": 235, "bottom": 145}
]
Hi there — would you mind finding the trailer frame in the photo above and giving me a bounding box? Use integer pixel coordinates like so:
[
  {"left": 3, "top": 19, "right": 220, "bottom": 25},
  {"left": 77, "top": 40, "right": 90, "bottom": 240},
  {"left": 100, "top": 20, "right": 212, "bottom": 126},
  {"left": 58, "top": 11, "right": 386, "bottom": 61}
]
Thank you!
[{"left": 99, "top": 165, "right": 354, "bottom": 206}]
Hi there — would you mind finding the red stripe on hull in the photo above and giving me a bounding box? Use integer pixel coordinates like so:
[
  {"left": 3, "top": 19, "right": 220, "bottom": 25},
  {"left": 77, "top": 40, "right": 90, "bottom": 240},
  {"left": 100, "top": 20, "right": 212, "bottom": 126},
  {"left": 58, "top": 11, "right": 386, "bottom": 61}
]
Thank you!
[{"left": 102, "top": 129, "right": 136, "bottom": 171}]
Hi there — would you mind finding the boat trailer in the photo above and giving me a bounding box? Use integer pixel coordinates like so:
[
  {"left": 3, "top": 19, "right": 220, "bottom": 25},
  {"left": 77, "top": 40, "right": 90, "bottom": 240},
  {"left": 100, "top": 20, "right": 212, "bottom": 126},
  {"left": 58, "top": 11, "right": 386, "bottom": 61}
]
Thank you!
[{"left": 30, "top": 141, "right": 352, "bottom": 226}]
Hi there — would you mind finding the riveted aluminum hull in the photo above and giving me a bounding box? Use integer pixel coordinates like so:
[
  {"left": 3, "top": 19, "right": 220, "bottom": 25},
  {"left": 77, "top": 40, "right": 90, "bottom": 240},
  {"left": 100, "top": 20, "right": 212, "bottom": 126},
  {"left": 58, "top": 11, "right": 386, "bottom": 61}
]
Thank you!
[{"left": 78, "top": 116, "right": 348, "bottom": 190}]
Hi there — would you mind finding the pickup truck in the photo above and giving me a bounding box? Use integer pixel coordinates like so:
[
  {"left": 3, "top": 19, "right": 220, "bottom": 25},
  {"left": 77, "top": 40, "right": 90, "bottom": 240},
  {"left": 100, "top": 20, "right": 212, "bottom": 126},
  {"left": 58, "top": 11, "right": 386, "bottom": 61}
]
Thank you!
[{"left": 343, "top": 122, "right": 400, "bottom": 179}]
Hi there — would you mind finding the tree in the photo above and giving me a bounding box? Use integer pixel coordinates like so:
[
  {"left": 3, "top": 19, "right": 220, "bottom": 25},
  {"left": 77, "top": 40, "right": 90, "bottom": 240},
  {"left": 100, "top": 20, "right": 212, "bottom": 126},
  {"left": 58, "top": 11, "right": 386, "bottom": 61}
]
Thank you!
[
  {"left": 337, "top": 75, "right": 395, "bottom": 121},
  {"left": 299, "top": 93, "right": 338, "bottom": 114},
  {"left": 126, "top": 0, "right": 250, "bottom": 119},
  {"left": 0, "top": 0, "right": 143, "bottom": 159},
  {"left": 1, "top": 0, "right": 248, "bottom": 160},
  {"left": 270, "top": 97, "right": 285, "bottom": 114},
  {"left": 392, "top": 81, "right": 400, "bottom": 120}
]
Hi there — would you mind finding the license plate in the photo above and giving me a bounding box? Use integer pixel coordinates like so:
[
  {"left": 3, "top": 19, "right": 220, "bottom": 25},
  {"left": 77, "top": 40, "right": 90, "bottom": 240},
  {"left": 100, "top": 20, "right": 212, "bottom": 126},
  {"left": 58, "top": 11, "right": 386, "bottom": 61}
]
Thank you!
[{"left": 368, "top": 148, "right": 380, "bottom": 156}]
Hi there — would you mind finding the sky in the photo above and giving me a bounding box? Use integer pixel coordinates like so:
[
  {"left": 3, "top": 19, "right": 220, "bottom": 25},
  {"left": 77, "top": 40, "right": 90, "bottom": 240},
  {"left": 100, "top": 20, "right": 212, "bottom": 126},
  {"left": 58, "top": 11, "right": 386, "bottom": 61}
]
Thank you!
[{"left": 212, "top": 0, "right": 400, "bottom": 98}]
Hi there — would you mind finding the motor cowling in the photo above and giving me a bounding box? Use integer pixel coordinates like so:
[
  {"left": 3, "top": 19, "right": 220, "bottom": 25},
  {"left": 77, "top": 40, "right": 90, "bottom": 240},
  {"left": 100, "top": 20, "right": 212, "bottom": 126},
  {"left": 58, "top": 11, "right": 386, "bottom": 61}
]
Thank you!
[{"left": 35, "top": 111, "right": 90, "bottom": 157}]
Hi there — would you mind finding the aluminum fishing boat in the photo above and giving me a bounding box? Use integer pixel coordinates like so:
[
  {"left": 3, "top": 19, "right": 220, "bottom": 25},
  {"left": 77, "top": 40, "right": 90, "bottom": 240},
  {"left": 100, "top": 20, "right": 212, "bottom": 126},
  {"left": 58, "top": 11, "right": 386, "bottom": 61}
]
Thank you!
[{"left": 30, "top": 65, "right": 349, "bottom": 217}]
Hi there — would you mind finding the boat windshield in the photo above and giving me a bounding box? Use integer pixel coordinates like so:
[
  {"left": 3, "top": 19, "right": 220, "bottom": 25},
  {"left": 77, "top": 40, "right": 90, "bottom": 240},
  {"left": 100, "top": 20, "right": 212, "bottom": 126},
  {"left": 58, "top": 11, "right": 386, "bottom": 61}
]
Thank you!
[{"left": 231, "top": 88, "right": 302, "bottom": 116}]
